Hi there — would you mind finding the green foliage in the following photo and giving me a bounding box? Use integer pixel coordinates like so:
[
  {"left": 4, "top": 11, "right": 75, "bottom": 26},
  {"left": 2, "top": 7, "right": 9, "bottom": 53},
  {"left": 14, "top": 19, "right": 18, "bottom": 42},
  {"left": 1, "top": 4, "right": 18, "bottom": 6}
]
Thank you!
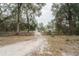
[
  {"left": 51, "top": 3, "right": 79, "bottom": 35},
  {"left": 37, "top": 23, "right": 45, "bottom": 32},
  {"left": 0, "top": 3, "right": 45, "bottom": 33}
]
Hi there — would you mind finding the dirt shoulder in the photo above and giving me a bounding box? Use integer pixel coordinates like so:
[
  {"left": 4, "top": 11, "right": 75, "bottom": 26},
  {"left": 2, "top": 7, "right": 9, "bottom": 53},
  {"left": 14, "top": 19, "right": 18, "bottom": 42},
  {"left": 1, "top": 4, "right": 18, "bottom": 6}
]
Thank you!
[
  {"left": 0, "top": 36, "right": 34, "bottom": 46},
  {"left": 44, "top": 35, "right": 79, "bottom": 56}
]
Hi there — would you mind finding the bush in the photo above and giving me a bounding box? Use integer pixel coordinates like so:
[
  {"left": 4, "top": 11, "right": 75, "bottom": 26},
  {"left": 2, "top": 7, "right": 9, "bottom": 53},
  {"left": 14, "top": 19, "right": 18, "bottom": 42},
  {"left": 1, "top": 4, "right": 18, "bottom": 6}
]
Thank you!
[{"left": 66, "top": 39, "right": 70, "bottom": 41}]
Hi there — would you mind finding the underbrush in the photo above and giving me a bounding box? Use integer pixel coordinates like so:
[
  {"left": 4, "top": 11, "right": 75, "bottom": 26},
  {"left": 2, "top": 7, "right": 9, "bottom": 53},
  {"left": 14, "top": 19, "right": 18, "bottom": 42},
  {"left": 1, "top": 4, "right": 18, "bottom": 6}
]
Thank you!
[{"left": 0, "top": 32, "right": 34, "bottom": 37}]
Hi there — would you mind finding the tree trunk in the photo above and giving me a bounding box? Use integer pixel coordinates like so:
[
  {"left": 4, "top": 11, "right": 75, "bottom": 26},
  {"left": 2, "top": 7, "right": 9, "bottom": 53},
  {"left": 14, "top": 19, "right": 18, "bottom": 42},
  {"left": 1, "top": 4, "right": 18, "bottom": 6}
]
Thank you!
[
  {"left": 67, "top": 3, "right": 73, "bottom": 35},
  {"left": 26, "top": 11, "right": 30, "bottom": 32},
  {"left": 16, "top": 3, "right": 22, "bottom": 34}
]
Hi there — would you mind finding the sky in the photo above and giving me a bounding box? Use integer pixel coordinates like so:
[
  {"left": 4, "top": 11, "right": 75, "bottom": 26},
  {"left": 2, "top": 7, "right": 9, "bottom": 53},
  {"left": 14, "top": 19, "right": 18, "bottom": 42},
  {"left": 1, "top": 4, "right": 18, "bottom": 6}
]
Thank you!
[
  {"left": 2, "top": 3, "right": 53, "bottom": 26},
  {"left": 36, "top": 3, "right": 53, "bottom": 26}
]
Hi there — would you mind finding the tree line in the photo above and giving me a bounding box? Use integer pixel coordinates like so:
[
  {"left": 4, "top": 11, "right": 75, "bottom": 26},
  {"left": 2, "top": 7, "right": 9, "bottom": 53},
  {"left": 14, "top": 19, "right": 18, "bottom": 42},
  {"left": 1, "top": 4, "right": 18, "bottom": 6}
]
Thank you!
[
  {"left": 49, "top": 3, "right": 79, "bottom": 35},
  {"left": 0, "top": 3, "right": 79, "bottom": 35},
  {"left": 0, "top": 3, "right": 45, "bottom": 34}
]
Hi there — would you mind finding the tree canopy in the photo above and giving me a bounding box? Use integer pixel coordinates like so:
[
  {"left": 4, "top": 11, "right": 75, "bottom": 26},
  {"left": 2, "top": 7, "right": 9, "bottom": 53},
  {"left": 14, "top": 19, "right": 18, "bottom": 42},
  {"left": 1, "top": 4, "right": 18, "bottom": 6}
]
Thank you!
[
  {"left": 0, "top": 3, "right": 45, "bottom": 33},
  {"left": 51, "top": 3, "right": 79, "bottom": 35}
]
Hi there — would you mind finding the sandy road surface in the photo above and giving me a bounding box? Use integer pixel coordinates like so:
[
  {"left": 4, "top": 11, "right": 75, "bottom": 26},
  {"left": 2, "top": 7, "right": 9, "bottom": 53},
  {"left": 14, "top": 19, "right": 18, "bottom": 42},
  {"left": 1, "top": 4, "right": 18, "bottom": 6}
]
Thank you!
[{"left": 0, "top": 31, "right": 48, "bottom": 56}]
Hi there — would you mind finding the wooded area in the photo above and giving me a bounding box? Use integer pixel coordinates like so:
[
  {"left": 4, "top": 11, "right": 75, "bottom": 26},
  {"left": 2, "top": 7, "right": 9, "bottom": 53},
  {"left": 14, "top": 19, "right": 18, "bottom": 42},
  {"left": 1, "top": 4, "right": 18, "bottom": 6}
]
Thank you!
[
  {"left": 38, "top": 3, "right": 79, "bottom": 35},
  {"left": 49, "top": 3, "right": 79, "bottom": 35},
  {"left": 0, "top": 3, "right": 79, "bottom": 35},
  {"left": 0, "top": 3, "right": 45, "bottom": 35}
]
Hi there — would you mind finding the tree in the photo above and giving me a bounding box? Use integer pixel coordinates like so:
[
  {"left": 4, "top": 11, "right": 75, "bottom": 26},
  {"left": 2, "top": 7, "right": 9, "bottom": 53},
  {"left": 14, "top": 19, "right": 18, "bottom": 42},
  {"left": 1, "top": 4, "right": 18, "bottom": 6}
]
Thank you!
[
  {"left": 51, "top": 3, "right": 79, "bottom": 35},
  {"left": 16, "top": 3, "right": 22, "bottom": 34},
  {"left": 37, "top": 23, "right": 45, "bottom": 32},
  {"left": 22, "top": 3, "right": 45, "bottom": 32},
  {"left": 0, "top": 3, "right": 45, "bottom": 33}
]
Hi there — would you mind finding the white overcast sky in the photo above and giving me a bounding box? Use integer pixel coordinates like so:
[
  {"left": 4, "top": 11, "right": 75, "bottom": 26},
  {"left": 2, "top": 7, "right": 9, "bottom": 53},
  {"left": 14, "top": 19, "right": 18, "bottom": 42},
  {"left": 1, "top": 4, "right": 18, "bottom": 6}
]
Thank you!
[{"left": 36, "top": 3, "right": 53, "bottom": 26}]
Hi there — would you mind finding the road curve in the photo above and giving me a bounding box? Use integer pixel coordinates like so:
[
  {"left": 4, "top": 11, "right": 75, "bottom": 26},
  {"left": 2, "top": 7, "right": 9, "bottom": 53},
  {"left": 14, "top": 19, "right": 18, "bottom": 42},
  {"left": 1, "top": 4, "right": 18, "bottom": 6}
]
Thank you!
[{"left": 0, "top": 31, "right": 48, "bottom": 56}]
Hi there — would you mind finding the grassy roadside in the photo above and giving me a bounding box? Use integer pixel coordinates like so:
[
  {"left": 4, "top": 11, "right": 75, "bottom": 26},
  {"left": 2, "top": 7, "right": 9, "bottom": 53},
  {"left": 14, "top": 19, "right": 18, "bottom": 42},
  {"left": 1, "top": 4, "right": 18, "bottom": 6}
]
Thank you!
[
  {"left": 0, "top": 36, "right": 34, "bottom": 46},
  {"left": 44, "top": 35, "right": 79, "bottom": 56}
]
